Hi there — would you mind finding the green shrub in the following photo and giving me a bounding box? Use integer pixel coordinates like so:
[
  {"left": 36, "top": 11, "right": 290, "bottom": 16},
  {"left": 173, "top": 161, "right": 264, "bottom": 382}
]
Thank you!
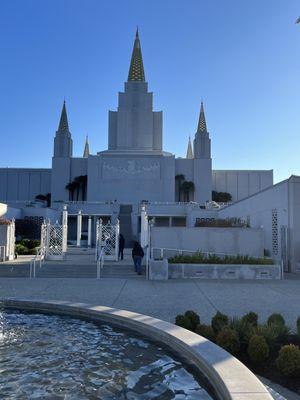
[
  {"left": 242, "top": 312, "right": 258, "bottom": 327},
  {"left": 19, "top": 239, "right": 40, "bottom": 250},
  {"left": 276, "top": 345, "right": 300, "bottom": 377},
  {"left": 247, "top": 335, "right": 269, "bottom": 363},
  {"left": 297, "top": 317, "right": 300, "bottom": 338},
  {"left": 28, "top": 247, "right": 39, "bottom": 255},
  {"left": 216, "top": 328, "right": 240, "bottom": 355},
  {"left": 15, "top": 244, "right": 29, "bottom": 255},
  {"left": 184, "top": 310, "right": 200, "bottom": 331},
  {"left": 267, "top": 313, "right": 285, "bottom": 327},
  {"left": 255, "top": 324, "right": 288, "bottom": 349},
  {"left": 212, "top": 311, "right": 229, "bottom": 334},
  {"left": 175, "top": 315, "right": 194, "bottom": 331},
  {"left": 195, "top": 324, "right": 216, "bottom": 342},
  {"left": 168, "top": 252, "right": 273, "bottom": 265},
  {"left": 230, "top": 317, "right": 255, "bottom": 348}
]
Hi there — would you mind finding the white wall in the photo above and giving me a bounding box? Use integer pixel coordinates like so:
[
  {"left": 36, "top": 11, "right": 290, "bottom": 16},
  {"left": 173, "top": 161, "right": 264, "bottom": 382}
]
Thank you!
[
  {"left": 151, "top": 226, "right": 264, "bottom": 257},
  {"left": 212, "top": 170, "right": 273, "bottom": 201},
  {"left": 217, "top": 178, "right": 300, "bottom": 271},
  {"left": 0, "top": 203, "right": 22, "bottom": 219},
  {"left": 0, "top": 168, "right": 51, "bottom": 202}
]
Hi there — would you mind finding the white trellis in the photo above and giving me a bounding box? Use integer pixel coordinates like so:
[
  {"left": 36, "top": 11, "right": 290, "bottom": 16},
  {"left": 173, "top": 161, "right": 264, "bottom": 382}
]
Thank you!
[
  {"left": 95, "top": 219, "right": 119, "bottom": 261},
  {"left": 43, "top": 220, "right": 68, "bottom": 260}
]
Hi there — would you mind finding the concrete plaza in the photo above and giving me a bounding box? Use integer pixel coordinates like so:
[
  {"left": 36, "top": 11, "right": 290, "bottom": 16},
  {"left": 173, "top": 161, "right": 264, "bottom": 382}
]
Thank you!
[{"left": 1, "top": 275, "right": 300, "bottom": 330}]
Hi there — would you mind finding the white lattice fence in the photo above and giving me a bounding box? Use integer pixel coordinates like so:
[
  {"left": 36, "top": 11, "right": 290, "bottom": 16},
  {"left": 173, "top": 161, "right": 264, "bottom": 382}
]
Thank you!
[
  {"left": 96, "top": 219, "right": 119, "bottom": 261},
  {"left": 44, "top": 221, "right": 67, "bottom": 260}
]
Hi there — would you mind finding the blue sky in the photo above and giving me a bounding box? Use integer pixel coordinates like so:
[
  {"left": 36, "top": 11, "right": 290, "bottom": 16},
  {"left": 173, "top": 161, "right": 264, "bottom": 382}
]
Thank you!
[{"left": 0, "top": 0, "right": 299, "bottom": 182}]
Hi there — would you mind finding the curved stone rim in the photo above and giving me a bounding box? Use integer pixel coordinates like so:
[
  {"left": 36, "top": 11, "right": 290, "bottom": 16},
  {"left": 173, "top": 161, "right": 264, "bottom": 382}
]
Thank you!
[{"left": 1, "top": 299, "right": 272, "bottom": 400}]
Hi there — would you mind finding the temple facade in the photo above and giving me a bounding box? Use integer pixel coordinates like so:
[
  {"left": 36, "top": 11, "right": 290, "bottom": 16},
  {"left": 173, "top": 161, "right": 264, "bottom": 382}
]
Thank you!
[{"left": 0, "top": 30, "right": 273, "bottom": 208}]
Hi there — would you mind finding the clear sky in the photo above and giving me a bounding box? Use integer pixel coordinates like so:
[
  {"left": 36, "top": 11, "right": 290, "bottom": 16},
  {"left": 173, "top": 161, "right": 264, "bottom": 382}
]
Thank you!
[{"left": 0, "top": 0, "right": 299, "bottom": 183}]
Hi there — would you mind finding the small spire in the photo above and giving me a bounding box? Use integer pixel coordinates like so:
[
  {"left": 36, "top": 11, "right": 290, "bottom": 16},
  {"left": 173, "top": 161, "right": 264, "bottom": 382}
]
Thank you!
[
  {"left": 83, "top": 135, "right": 90, "bottom": 158},
  {"left": 58, "top": 100, "right": 69, "bottom": 131},
  {"left": 128, "top": 29, "right": 145, "bottom": 82},
  {"left": 197, "top": 102, "right": 207, "bottom": 133},
  {"left": 186, "top": 136, "right": 194, "bottom": 159}
]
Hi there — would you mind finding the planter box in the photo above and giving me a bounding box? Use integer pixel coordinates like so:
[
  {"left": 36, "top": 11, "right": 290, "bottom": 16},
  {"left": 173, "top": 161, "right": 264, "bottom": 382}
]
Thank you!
[
  {"left": 169, "top": 263, "right": 281, "bottom": 280},
  {"left": 149, "top": 259, "right": 168, "bottom": 280}
]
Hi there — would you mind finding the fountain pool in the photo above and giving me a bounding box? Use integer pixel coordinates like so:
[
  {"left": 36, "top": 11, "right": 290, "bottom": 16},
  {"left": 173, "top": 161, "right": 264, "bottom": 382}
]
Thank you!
[{"left": 0, "top": 310, "right": 215, "bottom": 399}]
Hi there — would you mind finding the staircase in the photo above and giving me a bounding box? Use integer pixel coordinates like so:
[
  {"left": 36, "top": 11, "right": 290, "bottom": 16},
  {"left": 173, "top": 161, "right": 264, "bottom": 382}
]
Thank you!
[
  {"left": 0, "top": 247, "right": 145, "bottom": 279},
  {"left": 118, "top": 204, "right": 135, "bottom": 247}
]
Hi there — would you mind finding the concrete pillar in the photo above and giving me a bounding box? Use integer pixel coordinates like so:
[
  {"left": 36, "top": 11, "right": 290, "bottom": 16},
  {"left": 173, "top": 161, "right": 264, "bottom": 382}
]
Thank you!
[
  {"left": 76, "top": 210, "right": 82, "bottom": 247},
  {"left": 88, "top": 216, "right": 92, "bottom": 248},
  {"left": 62, "top": 205, "right": 68, "bottom": 253}
]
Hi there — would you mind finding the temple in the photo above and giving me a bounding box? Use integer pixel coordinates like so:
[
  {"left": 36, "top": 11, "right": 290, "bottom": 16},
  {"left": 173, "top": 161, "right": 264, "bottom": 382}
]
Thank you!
[{"left": 7, "top": 30, "right": 300, "bottom": 271}]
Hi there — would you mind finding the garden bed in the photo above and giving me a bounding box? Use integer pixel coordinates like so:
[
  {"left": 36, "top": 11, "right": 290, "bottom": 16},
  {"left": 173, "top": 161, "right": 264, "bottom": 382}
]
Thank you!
[
  {"left": 168, "top": 253, "right": 273, "bottom": 265},
  {"left": 175, "top": 310, "right": 300, "bottom": 395}
]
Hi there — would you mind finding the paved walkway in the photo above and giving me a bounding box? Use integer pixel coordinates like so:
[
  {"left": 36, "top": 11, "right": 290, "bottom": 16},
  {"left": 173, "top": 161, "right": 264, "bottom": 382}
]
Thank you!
[
  {"left": 1, "top": 260, "right": 300, "bottom": 399},
  {"left": 1, "top": 275, "right": 300, "bottom": 329}
]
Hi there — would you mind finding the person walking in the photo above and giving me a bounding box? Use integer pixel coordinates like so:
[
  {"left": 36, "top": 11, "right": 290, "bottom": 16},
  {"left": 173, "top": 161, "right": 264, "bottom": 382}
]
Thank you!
[
  {"left": 118, "top": 234, "right": 125, "bottom": 260},
  {"left": 132, "top": 241, "right": 144, "bottom": 275}
]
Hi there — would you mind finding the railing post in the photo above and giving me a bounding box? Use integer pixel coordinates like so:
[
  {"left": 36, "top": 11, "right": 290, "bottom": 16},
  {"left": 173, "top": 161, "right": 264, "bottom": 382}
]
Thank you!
[
  {"left": 88, "top": 216, "right": 92, "bottom": 248},
  {"left": 115, "top": 219, "right": 120, "bottom": 261}
]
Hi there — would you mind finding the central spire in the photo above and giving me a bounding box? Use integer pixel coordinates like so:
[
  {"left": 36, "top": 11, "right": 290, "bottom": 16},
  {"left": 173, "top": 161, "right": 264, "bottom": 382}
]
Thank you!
[
  {"left": 128, "top": 28, "right": 145, "bottom": 82},
  {"left": 197, "top": 102, "right": 207, "bottom": 133},
  {"left": 58, "top": 100, "right": 69, "bottom": 132}
]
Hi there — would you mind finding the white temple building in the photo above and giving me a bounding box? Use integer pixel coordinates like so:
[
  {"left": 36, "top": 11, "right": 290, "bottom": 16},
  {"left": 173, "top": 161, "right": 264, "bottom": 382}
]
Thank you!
[{"left": 1, "top": 30, "right": 300, "bottom": 273}]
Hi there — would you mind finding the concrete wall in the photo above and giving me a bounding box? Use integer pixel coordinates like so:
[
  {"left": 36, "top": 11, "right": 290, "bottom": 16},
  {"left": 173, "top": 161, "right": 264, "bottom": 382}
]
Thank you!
[
  {"left": 0, "top": 203, "right": 22, "bottom": 219},
  {"left": 21, "top": 207, "right": 61, "bottom": 223},
  {"left": 218, "top": 176, "right": 300, "bottom": 273},
  {"left": 88, "top": 153, "right": 175, "bottom": 203},
  {"left": 151, "top": 226, "right": 264, "bottom": 257},
  {"left": 0, "top": 168, "right": 51, "bottom": 203},
  {"left": 218, "top": 180, "right": 288, "bottom": 262},
  {"left": 212, "top": 170, "right": 273, "bottom": 202}
]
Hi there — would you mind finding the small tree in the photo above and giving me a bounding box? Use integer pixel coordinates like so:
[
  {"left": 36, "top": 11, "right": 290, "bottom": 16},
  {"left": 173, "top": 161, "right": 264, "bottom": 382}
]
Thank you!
[
  {"left": 175, "top": 174, "right": 185, "bottom": 201},
  {"left": 66, "top": 181, "right": 77, "bottom": 201},
  {"left": 181, "top": 181, "right": 195, "bottom": 202},
  {"left": 35, "top": 193, "right": 51, "bottom": 207},
  {"left": 212, "top": 191, "right": 232, "bottom": 203}
]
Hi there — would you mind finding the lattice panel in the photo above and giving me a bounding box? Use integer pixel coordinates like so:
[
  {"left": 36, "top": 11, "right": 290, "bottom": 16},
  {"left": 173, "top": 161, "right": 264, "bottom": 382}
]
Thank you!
[
  {"left": 101, "top": 222, "right": 117, "bottom": 256},
  {"left": 48, "top": 224, "right": 64, "bottom": 256},
  {"left": 272, "top": 209, "right": 278, "bottom": 255}
]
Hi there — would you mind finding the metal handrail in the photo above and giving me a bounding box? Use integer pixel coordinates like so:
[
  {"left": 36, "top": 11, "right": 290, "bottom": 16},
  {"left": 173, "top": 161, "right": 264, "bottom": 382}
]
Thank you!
[
  {"left": 96, "top": 247, "right": 104, "bottom": 279},
  {"left": 29, "top": 246, "right": 46, "bottom": 278}
]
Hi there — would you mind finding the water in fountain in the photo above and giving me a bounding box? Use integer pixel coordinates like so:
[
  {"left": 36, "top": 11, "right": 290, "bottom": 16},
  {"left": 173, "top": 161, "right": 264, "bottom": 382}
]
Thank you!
[{"left": 0, "top": 310, "right": 216, "bottom": 399}]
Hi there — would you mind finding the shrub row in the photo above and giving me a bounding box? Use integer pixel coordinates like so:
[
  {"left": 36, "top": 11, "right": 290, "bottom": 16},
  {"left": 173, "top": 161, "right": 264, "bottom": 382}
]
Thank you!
[
  {"left": 175, "top": 310, "right": 300, "bottom": 378},
  {"left": 169, "top": 252, "right": 273, "bottom": 265},
  {"left": 15, "top": 239, "right": 40, "bottom": 255}
]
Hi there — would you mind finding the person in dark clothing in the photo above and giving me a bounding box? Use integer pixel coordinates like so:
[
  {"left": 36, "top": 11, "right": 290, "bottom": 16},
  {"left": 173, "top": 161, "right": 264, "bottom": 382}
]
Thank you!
[
  {"left": 132, "top": 241, "right": 144, "bottom": 275},
  {"left": 119, "top": 234, "right": 125, "bottom": 260}
]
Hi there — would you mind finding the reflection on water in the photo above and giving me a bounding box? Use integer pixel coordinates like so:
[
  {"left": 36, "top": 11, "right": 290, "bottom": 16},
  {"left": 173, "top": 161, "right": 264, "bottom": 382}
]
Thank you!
[{"left": 0, "top": 311, "right": 214, "bottom": 399}]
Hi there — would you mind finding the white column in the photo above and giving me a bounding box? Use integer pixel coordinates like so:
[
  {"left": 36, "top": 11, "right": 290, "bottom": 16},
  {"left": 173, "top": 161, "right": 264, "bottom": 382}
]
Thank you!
[
  {"left": 62, "top": 205, "right": 68, "bottom": 253},
  {"left": 62, "top": 205, "right": 68, "bottom": 226},
  {"left": 76, "top": 210, "right": 82, "bottom": 247},
  {"left": 140, "top": 205, "right": 148, "bottom": 248},
  {"left": 88, "top": 216, "right": 92, "bottom": 248}
]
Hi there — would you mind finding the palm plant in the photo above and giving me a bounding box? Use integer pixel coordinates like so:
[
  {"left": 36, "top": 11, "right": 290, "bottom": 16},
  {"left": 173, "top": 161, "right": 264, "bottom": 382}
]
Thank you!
[
  {"left": 181, "top": 181, "right": 195, "bottom": 202},
  {"left": 45, "top": 193, "right": 51, "bottom": 207},
  {"left": 175, "top": 174, "right": 185, "bottom": 201},
  {"left": 65, "top": 181, "right": 77, "bottom": 201}
]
